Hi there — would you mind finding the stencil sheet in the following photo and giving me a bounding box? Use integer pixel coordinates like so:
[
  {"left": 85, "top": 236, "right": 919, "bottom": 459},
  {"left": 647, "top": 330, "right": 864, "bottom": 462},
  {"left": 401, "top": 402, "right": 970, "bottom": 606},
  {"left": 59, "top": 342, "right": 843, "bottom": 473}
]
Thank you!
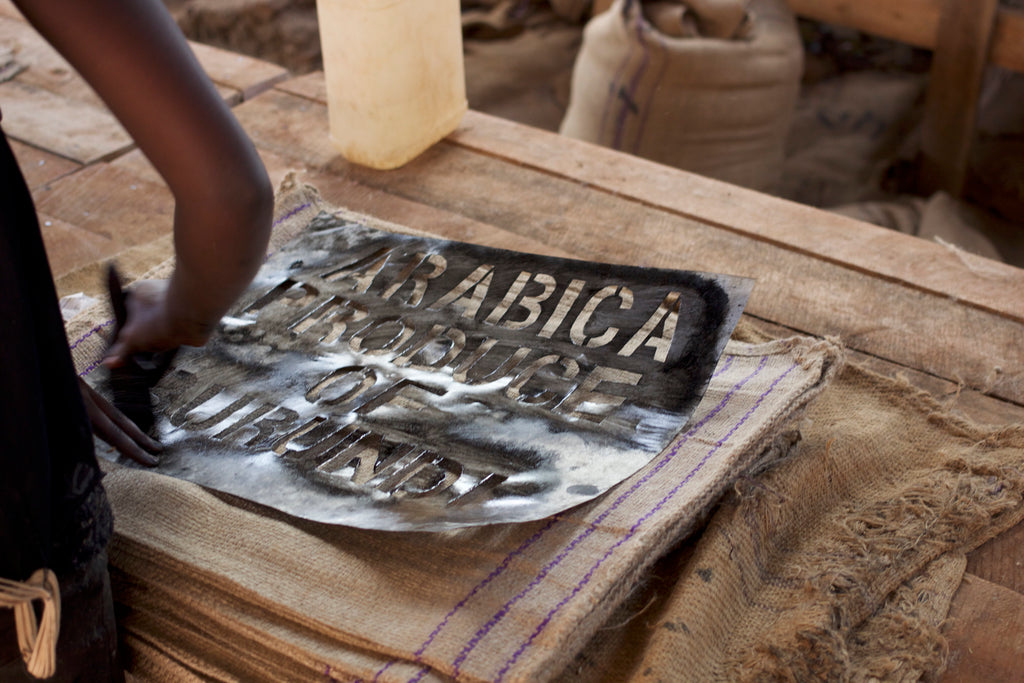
[{"left": 99, "top": 214, "right": 753, "bottom": 530}]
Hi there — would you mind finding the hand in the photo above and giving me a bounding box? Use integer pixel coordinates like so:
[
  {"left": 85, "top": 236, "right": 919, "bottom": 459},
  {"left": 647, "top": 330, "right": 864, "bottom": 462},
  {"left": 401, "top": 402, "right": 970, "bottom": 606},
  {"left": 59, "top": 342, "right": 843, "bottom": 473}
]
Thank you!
[
  {"left": 103, "top": 279, "right": 211, "bottom": 368},
  {"left": 79, "top": 378, "right": 163, "bottom": 466}
]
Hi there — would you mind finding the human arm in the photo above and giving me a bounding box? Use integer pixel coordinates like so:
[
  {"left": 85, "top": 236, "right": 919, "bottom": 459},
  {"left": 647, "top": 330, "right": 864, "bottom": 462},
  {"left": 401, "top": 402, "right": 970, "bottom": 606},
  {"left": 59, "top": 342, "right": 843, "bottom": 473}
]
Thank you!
[{"left": 13, "top": 0, "right": 274, "bottom": 363}]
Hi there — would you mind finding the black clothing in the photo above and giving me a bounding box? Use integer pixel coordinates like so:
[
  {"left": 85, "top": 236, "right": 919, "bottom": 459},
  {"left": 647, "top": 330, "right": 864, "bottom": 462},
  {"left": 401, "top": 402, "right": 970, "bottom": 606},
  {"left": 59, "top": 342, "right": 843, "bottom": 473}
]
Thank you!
[{"left": 1, "top": 116, "right": 121, "bottom": 680}]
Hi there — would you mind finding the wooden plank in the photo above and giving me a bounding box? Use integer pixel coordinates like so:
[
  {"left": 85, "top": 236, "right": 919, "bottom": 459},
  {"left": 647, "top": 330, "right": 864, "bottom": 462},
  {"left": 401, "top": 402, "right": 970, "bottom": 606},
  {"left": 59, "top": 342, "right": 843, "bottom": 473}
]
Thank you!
[
  {"left": 34, "top": 162, "right": 178, "bottom": 300},
  {"left": 31, "top": 162, "right": 174, "bottom": 251},
  {"left": 360, "top": 143, "right": 1024, "bottom": 405},
  {"left": 448, "top": 111, "right": 1024, "bottom": 325},
  {"left": 786, "top": 0, "right": 1024, "bottom": 74},
  {"left": 1, "top": 16, "right": 242, "bottom": 107},
  {"left": 233, "top": 90, "right": 1024, "bottom": 404},
  {"left": 0, "top": 80, "right": 132, "bottom": 163},
  {"left": 966, "top": 519, "right": 1024, "bottom": 594},
  {"left": 187, "top": 40, "right": 288, "bottom": 101},
  {"left": 232, "top": 89, "right": 337, "bottom": 168},
  {"left": 941, "top": 574, "right": 1024, "bottom": 682},
  {"left": 8, "top": 137, "right": 80, "bottom": 189},
  {"left": 751, "top": 318, "right": 1024, "bottom": 428},
  {"left": 300, "top": 167, "right": 575, "bottom": 260},
  {"left": 37, "top": 211, "right": 115, "bottom": 279},
  {"left": 0, "top": 14, "right": 106, "bottom": 109},
  {"left": 274, "top": 71, "right": 326, "bottom": 104},
  {"left": 918, "top": 0, "right": 1000, "bottom": 197},
  {"left": 111, "top": 145, "right": 298, "bottom": 197},
  {"left": 103, "top": 141, "right": 1024, "bottom": 429},
  {"left": 104, "top": 145, "right": 567, "bottom": 301}
]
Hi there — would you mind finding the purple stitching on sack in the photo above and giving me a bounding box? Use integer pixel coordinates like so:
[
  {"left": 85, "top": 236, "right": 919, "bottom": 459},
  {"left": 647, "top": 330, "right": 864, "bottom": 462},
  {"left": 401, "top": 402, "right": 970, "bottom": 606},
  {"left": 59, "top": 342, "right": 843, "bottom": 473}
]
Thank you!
[
  {"left": 374, "top": 515, "right": 564, "bottom": 683},
  {"left": 69, "top": 319, "right": 115, "bottom": 351},
  {"left": 494, "top": 360, "right": 798, "bottom": 681},
  {"left": 74, "top": 320, "right": 116, "bottom": 377},
  {"left": 394, "top": 356, "right": 740, "bottom": 682},
  {"left": 599, "top": 6, "right": 640, "bottom": 147},
  {"left": 72, "top": 320, "right": 115, "bottom": 378},
  {"left": 612, "top": 17, "right": 653, "bottom": 151},
  {"left": 447, "top": 357, "right": 766, "bottom": 678},
  {"left": 78, "top": 357, "right": 107, "bottom": 378},
  {"left": 274, "top": 201, "right": 313, "bottom": 227}
]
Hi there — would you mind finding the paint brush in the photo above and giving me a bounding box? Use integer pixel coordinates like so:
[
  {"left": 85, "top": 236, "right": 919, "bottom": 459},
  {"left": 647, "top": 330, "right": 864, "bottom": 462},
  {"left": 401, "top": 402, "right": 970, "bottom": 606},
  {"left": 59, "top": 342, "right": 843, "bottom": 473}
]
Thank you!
[{"left": 106, "top": 264, "right": 178, "bottom": 434}]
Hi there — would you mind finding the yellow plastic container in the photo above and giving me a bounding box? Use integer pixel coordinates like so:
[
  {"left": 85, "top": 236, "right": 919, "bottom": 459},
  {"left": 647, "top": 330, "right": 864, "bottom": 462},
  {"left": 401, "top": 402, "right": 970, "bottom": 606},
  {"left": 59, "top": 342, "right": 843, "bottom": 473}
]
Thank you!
[{"left": 315, "top": 0, "right": 467, "bottom": 170}]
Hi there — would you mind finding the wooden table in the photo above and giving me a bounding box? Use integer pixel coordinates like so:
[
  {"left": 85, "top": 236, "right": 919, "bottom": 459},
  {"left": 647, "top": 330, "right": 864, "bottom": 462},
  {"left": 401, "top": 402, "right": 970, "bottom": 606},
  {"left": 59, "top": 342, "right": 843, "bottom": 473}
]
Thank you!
[{"left": 2, "top": 5, "right": 1022, "bottom": 680}]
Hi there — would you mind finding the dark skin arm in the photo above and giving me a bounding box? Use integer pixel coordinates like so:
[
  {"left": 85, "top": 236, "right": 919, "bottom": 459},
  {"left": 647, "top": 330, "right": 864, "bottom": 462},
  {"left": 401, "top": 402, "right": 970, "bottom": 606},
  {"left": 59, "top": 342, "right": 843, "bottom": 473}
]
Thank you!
[
  {"left": 14, "top": 0, "right": 274, "bottom": 361},
  {"left": 14, "top": 0, "right": 274, "bottom": 462}
]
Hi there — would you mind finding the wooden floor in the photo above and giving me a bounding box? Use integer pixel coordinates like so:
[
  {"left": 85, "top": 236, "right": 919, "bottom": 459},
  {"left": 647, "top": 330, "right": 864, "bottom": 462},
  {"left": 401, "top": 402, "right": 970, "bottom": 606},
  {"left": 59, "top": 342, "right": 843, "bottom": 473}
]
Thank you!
[{"left": 2, "top": 3, "right": 1023, "bottom": 680}]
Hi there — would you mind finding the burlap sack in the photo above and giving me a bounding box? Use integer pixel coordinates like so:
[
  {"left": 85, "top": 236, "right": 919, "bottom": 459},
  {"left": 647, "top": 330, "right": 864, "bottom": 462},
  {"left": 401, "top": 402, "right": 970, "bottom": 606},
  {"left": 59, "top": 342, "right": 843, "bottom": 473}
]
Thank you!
[
  {"left": 832, "top": 191, "right": 1024, "bottom": 268},
  {"left": 559, "top": 0, "right": 803, "bottom": 192},
  {"left": 68, "top": 181, "right": 843, "bottom": 681},
  {"left": 548, "top": 0, "right": 591, "bottom": 23},
  {"left": 561, "top": 348, "right": 1024, "bottom": 682},
  {"left": 777, "top": 71, "right": 927, "bottom": 208}
]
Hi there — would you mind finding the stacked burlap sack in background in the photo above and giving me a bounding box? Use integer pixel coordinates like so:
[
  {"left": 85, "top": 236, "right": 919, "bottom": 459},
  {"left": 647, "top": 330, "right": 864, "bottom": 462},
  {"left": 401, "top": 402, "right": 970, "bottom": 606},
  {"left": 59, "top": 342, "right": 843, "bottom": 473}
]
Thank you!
[
  {"left": 68, "top": 182, "right": 842, "bottom": 681},
  {"left": 561, "top": 328, "right": 1024, "bottom": 682},
  {"left": 777, "top": 64, "right": 1024, "bottom": 268},
  {"left": 559, "top": 0, "right": 803, "bottom": 192}
]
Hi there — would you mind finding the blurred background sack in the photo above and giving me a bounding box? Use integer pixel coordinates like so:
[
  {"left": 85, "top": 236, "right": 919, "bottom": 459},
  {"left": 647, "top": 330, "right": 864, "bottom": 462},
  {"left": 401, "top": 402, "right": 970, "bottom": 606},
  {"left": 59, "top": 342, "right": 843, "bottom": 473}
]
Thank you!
[{"left": 560, "top": 0, "right": 803, "bottom": 192}]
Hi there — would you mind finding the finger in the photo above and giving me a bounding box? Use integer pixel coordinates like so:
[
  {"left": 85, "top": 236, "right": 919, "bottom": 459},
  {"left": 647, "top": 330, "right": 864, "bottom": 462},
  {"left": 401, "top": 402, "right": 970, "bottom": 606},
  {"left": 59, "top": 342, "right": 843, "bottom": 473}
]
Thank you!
[
  {"left": 88, "top": 400, "right": 159, "bottom": 466},
  {"left": 101, "top": 352, "right": 125, "bottom": 369},
  {"left": 96, "top": 394, "right": 164, "bottom": 455},
  {"left": 80, "top": 381, "right": 161, "bottom": 466},
  {"left": 81, "top": 379, "right": 162, "bottom": 453},
  {"left": 102, "top": 339, "right": 129, "bottom": 368}
]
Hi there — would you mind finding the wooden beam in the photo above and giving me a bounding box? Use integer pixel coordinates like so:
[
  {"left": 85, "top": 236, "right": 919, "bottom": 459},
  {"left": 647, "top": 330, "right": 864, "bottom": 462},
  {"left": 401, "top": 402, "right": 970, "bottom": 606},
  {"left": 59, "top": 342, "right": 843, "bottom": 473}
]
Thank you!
[
  {"left": 941, "top": 575, "right": 1024, "bottom": 682},
  {"left": 786, "top": 0, "right": 1024, "bottom": 74},
  {"left": 918, "top": 0, "right": 1000, "bottom": 197},
  {"left": 967, "top": 519, "right": 1024, "bottom": 595}
]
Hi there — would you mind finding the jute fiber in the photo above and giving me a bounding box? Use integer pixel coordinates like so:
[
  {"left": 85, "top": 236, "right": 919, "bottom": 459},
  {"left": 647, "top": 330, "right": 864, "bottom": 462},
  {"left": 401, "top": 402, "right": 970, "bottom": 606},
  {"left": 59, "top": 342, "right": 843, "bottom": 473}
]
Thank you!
[
  {"left": 561, "top": 331, "right": 1024, "bottom": 682},
  {"left": 67, "top": 181, "right": 842, "bottom": 681},
  {"left": 559, "top": 0, "right": 803, "bottom": 192}
]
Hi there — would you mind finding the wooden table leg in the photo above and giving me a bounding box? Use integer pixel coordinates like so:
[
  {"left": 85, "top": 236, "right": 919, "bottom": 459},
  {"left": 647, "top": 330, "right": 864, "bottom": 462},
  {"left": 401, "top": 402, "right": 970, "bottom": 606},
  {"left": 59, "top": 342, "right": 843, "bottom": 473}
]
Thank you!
[{"left": 918, "top": 0, "right": 1000, "bottom": 197}]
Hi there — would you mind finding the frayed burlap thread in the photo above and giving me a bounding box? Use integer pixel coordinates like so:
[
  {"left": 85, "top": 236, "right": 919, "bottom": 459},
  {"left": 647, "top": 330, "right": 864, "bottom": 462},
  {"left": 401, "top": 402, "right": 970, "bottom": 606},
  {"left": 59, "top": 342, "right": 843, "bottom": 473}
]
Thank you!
[{"left": 600, "top": 361, "right": 1024, "bottom": 683}]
